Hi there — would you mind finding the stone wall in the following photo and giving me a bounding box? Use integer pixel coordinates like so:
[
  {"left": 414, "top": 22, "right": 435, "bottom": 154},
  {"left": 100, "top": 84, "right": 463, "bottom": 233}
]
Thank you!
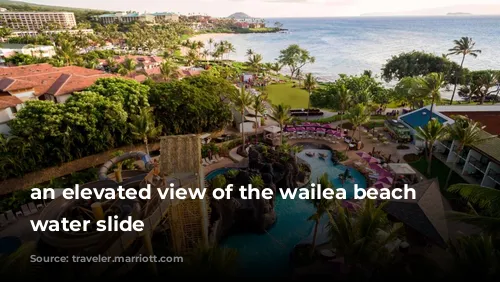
[{"left": 0, "top": 142, "right": 160, "bottom": 195}]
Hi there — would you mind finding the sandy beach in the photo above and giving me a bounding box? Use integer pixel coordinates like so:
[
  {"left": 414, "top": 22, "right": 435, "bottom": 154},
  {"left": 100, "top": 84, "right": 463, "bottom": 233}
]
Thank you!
[{"left": 189, "top": 33, "right": 236, "bottom": 42}]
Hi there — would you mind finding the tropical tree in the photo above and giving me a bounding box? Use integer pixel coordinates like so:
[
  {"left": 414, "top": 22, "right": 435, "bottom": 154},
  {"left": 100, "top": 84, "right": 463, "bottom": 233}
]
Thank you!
[
  {"left": 347, "top": 104, "right": 371, "bottom": 143},
  {"left": 447, "top": 234, "right": 499, "bottom": 279},
  {"left": 414, "top": 72, "right": 445, "bottom": 121},
  {"left": 277, "top": 44, "right": 315, "bottom": 78},
  {"left": 55, "top": 39, "right": 77, "bottom": 66},
  {"left": 415, "top": 118, "right": 449, "bottom": 175},
  {"left": 232, "top": 87, "right": 254, "bottom": 150},
  {"left": 327, "top": 199, "right": 403, "bottom": 276},
  {"left": 337, "top": 85, "right": 352, "bottom": 130},
  {"left": 159, "top": 59, "right": 179, "bottom": 81},
  {"left": 447, "top": 183, "right": 500, "bottom": 234},
  {"left": 247, "top": 53, "right": 263, "bottom": 74},
  {"left": 448, "top": 37, "right": 482, "bottom": 104},
  {"left": 129, "top": 107, "right": 162, "bottom": 155},
  {"left": 246, "top": 48, "right": 254, "bottom": 58},
  {"left": 303, "top": 73, "right": 317, "bottom": 120},
  {"left": 117, "top": 57, "right": 137, "bottom": 76},
  {"left": 270, "top": 103, "right": 292, "bottom": 145},
  {"left": 308, "top": 173, "right": 335, "bottom": 257},
  {"left": 444, "top": 115, "right": 497, "bottom": 189},
  {"left": 252, "top": 94, "right": 266, "bottom": 144}
]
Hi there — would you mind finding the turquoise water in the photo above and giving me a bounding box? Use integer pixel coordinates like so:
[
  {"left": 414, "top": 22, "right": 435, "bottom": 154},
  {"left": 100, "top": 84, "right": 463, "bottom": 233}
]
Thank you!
[
  {"left": 206, "top": 149, "right": 366, "bottom": 277},
  {"left": 400, "top": 108, "right": 448, "bottom": 129}
]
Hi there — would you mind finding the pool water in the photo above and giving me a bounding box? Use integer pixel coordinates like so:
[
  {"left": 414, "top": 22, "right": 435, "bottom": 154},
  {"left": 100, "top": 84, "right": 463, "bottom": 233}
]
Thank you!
[{"left": 206, "top": 149, "right": 367, "bottom": 277}]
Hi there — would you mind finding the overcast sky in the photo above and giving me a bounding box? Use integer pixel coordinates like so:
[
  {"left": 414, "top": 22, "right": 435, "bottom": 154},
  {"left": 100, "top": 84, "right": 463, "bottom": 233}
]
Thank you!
[{"left": 25, "top": 0, "right": 500, "bottom": 17}]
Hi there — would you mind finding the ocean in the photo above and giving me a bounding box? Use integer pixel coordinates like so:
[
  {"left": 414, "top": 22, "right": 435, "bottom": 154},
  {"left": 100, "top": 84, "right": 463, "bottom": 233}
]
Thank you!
[{"left": 202, "top": 16, "right": 500, "bottom": 85}]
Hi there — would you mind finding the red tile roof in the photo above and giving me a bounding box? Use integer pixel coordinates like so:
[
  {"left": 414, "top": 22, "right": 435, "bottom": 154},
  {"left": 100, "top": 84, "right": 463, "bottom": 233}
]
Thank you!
[
  {"left": 0, "top": 64, "right": 117, "bottom": 97},
  {"left": 441, "top": 111, "right": 500, "bottom": 136},
  {"left": 0, "top": 95, "right": 23, "bottom": 109}
]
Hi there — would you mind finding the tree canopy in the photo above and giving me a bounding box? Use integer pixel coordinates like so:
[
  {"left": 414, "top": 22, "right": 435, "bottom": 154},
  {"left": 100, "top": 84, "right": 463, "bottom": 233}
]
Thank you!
[
  {"left": 277, "top": 44, "right": 315, "bottom": 78},
  {"left": 381, "top": 51, "right": 462, "bottom": 83}
]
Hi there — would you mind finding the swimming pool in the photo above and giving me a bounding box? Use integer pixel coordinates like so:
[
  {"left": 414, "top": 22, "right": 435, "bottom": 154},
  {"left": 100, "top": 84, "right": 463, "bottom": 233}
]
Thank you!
[
  {"left": 205, "top": 149, "right": 366, "bottom": 277},
  {"left": 205, "top": 167, "right": 232, "bottom": 180}
]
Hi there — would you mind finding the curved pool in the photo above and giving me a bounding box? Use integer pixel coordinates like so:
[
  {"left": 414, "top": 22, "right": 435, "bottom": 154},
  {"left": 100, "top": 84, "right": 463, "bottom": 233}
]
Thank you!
[{"left": 205, "top": 149, "right": 367, "bottom": 277}]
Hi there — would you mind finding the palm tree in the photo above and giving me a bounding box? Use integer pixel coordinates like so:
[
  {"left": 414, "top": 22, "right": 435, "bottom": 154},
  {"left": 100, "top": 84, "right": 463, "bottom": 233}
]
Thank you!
[
  {"left": 415, "top": 118, "right": 449, "bottom": 175},
  {"left": 247, "top": 53, "right": 263, "bottom": 74},
  {"left": 327, "top": 199, "right": 403, "bottom": 275},
  {"left": 208, "top": 38, "right": 214, "bottom": 55},
  {"left": 55, "top": 39, "right": 77, "bottom": 66},
  {"left": 303, "top": 73, "right": 317, "bottom": 121},
  {"left": 246, "top": 48, "right": 254, "bottom": 58},
  {"left": 129, "top": 107, "right": 162, "bottom": 156},
  {"left": 447, "top": 183, "right": 500, "bottom": 234},
  {"left": 159, "top": 59, "right": 179, "bottom": 81},
  {"left": 347, "top": 104, "right": 370, "bottom": 143},
  {"left": 415, "top": 72, "right": 445, "bottom": 122},
  {"left": 202, "top": 49, "right": 210, "bottom": 65},
  {"left": 308, "top": 173, "right": 335, "bottom": 257},
  {"left": 117, "top": 57, "right": 136, "bottom": 76},
  {"left": 232, "top": 87, "right": 254, "bottom": 150},
  {"left": 337, "top": 84, "right": 352, "bottom": 130},
  {"left": 252, "top": 94, "right": 266, "bottom": 144},
  {"left": 448, "top": 37, "right": 482, "bottom": 105},
  {"left": 296, "top": 69, "right": 303, "bottom": 87},
  {"left": 271, "top": 103, "right": 292, "bottom": 145},
  {"left": 447, "top": 234, "right": 499, "bottom": 279},
  {"left": 444, "top": 115, "right": 497, "bottom": 189}
]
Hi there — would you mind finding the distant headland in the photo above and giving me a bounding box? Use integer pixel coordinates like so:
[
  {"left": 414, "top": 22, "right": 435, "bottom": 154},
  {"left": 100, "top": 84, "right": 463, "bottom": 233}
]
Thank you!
[{"left": 447, "top": 12, "right": 473, "bottom": 16}]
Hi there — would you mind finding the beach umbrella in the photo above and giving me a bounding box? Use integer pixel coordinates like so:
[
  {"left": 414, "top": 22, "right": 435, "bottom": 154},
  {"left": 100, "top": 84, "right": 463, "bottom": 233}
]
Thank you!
[
  {"left": 378, "top": 176, "right": 394, "bottom": 185},
  {"left": 307, "top": 127, "right": 316, "bottom": 131},
  {"left": 326, "top": 130, "right": 335, "bottom": 135},
  {"left": 342, "top": 200, "right": 360, "bottom": 210},
  {"left": 296, "top": 127, "right": 305, "bottom": 131},
  {"left": 310, "top": 123, "right": 321, "bottom": 126},
  {"left": 302, "top": 122, "right": 311, "bottom": 126},
  {"left": 316, "top": 127, "right": 326, "bottom": 132},
  {"left": 334, "top": 131, "right": 342, "bottom": 137},
  {"left": 322, "top": 124, "right": 333, "bottom": 129},
  {"left": 363, "top": 156, "right": 380, "bottom": 164},
  {"left": 373, "top": 181, "right": 390, "bottom": 189},
  {"left": 356, "top": 151, "right": 371, "bottom": 158},
  {"left": 369, "top": 163, "right": 384, "bottom": 171},
  {"left": 285, "top": 127, "right": 296, "bottom": 132}
]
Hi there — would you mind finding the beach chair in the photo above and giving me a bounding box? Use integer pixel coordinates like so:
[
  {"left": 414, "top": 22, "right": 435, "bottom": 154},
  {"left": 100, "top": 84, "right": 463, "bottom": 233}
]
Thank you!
[
  {"left": 15, "top": 211, "right": 23, "bottom": 217},
  {"left": 215, "top": 154, "right": 224, "bottom": 161},
  {"left": 21, "top": 204, "right": 32, "bottom": 216},
  {"left": 0, "top": 213, "right": 7, "bottom": 227},
  {"left": 28, "top": 202, "right": 38, "bottom": 214},
  {"left": 205, "top": 158, "right": 214, "bottom": 165},
  {"left": 5, "top": 210, "right": 17, "bottom": 223},
  {"left": 202, "top": 159, "right": 209, "bottom": 166}
]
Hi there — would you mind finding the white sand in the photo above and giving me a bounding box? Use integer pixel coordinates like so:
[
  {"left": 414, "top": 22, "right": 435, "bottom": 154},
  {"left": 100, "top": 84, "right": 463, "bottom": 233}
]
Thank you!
[{"left": 189, "top": 33, "right": 236, "bottom": 42}]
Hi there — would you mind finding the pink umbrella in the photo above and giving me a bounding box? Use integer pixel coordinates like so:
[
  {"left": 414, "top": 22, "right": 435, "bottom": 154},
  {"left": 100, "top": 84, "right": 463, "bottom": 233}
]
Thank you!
[
  {"left": 285, "top": 127, "right": 296, "bottom": 132},
  {"left": 310, "top": 123, "right": 321, "bottom": 126},
  {"left": 363, "top": 156, "right": 380, "bottom": 164},
  {"left": 326, "top": 130, "right": 336, "bottom": 135},
  {"left": 379, "top": 170, "right": 393, "bottom": 177},
  {"left": 373, "top": 181, "right": 390, "bottom": 189},
  {"left": 342, "top": 200, "right": 360, "bottom": 210},
  {"left": 322, "top": 124, "right": 333, "bottom": 129},
  {"left": 302, "top": 122, "right": 311, "bottom": 126},
  {"left": 369, "top": 163, "right": 384, "bottom": 171},
  {"left": 307, "top": 127, "right": 316, "bottom": 131},
  {"left": 356, "top": 151, "right": 371, "bottom": 158},
  {"left": 296, "top": 127, "right": 305, "bottom": 131},
  {"left": 378, "top": 176, "right": 394, "bottom": 185},
  {"left": 316, "top": 127, "right": 326, "bottom": 132}
]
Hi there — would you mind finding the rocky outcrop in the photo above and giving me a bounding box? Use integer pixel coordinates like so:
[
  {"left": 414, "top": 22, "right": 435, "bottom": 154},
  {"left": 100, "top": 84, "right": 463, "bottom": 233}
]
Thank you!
[{"left": 209, "top": 145, "right": 300, "bottom": 238}]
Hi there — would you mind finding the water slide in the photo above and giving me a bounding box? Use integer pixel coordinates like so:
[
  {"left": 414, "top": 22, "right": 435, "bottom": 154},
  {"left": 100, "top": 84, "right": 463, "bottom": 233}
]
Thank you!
[{"left": 37, "top": 151, "right": 188, "bottom": 276}]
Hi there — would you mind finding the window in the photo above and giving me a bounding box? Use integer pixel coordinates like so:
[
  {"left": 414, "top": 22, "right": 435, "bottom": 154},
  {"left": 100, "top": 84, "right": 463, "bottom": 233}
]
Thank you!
[{"left": 10, "top": 106, "right": 17, "bottom": 114}]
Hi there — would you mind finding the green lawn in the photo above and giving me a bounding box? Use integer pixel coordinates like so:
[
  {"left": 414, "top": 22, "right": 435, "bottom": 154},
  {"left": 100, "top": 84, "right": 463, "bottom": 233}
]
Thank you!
[
  {"left": 266, "top": 83, "right": 309, "bottom": 109},
  {"left": 408, "top": 156, "right": 467, "bottom": 194}
]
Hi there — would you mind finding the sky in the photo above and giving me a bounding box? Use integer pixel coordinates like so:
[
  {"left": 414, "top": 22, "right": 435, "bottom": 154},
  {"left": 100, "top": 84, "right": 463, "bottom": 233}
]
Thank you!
[{"left": 25, "top": 0, "right": 500, "bottom": 18}]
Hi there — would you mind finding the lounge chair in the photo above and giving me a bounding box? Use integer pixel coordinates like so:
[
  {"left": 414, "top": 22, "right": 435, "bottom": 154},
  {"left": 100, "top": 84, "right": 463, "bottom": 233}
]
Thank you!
[
  {"left": 5, "top": 210, "right": 17, "bottom": 223},
  {"left": 202, "top": 159, "right": 209, "bottom": 166},
  {"left": 205, "top": 158, "right": 214, "bottom": 165},
  {"left": 21, "top": 204, "right": 32, "bottom": 216},
  {"left": 215, "top": 154, "right": 224, "bottom": 161},
  {"left": 28, "top": 202, "right": 38, "bottom": 214}
]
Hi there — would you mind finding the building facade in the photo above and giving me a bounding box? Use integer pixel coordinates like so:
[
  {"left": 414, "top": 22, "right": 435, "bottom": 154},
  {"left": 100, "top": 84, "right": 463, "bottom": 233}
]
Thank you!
[
  {"left": 94, "top": 12, "right": 155, "bottom": 25},
  {"left": 152, "top": 12, "right": 179, "bottom": 23},
  {"left": 0, "top": 11, "right": 77, "bottom": 30},
  {"left": 0, "top": 44, "right": 56, "bottom": 64}
]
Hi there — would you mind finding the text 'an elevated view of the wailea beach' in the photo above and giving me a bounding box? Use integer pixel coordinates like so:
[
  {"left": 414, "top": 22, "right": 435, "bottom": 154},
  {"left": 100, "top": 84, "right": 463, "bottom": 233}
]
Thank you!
[{"left": 0, "top": 0, "right": 500, "bottom": 280}]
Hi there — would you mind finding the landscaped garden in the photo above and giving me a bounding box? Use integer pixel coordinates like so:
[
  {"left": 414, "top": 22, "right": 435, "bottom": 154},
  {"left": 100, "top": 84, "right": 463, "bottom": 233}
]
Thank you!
[{"left": 266, "top": 82, "right": 309, "bottom": 109}]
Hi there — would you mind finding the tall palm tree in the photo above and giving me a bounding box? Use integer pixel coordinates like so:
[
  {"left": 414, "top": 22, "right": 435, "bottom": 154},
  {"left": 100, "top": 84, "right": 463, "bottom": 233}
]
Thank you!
[
  {"left": 232, "top": 87, "right": 254, "bottom": 150},
  {"left": 159, "top": 59, "right": 179, "bottom": 81},
  {"left": 208, "top": 38, "right": 214, "bottom": 55},
  {"left": 303, "top": 73, "right": 317, "bottom": 121},
  {"left": 252, "top": 94, "right": 266, "bottom": 144},
  {"left": 337, "top": 84, "right": 352, "bottom": 130},
  {"left": 415, "top": 72, "right": 445, "bottom": 122},
  {"left": 202, "top": 49, "right": 210, "bottom": 66},
  {"left": 117, "top": 57, "right": 137, "bottom": 76},
  {"left": 347, "top": 104, "right": 370, "bottom": 143},
  {"left": 444, "top": 115, "right": 497, "bottom": 189},
  {"left": 308, "top": 173, "right": 335, "bottom": 257},
  {"left": 415, "top": 118, "right": 449, "bottom": 175},
  {"left": 55, "top": 39, "right": 77, "bottom": 66},
  {"left": 270, "top": 103, "right": 292, "bottom": 145},
  {"left": 447, "top": 183, "right": 500, "bottom": 234},
  {"left": 447, "top": 234, "right": 499, "bottom": 279},
  {"left": 247, "top": 54, "right": 263, "bottom": 74},
  {"left": 129, "top": 107, "right": 162, "bottom": 156},
  {"left": 246, "top": 48, "right": 254, "bottom": 58},
  {"left": 448, "top": 37, "right": 482, "bottom": 105},
  {"left": 327, "top": 199, "right": 403, "bottom": 274}
]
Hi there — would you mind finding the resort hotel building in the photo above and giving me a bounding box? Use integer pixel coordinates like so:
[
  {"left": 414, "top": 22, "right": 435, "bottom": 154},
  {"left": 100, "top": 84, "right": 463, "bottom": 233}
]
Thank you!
[
  {"left": 93, "top": 12, "right": 179, "bottom": 25},
  {"left": 0, "top": 11, "right": 77, "bottom": 30},
  {"left": 398, "top": 105, "right": 500, "bottom": 189}
]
